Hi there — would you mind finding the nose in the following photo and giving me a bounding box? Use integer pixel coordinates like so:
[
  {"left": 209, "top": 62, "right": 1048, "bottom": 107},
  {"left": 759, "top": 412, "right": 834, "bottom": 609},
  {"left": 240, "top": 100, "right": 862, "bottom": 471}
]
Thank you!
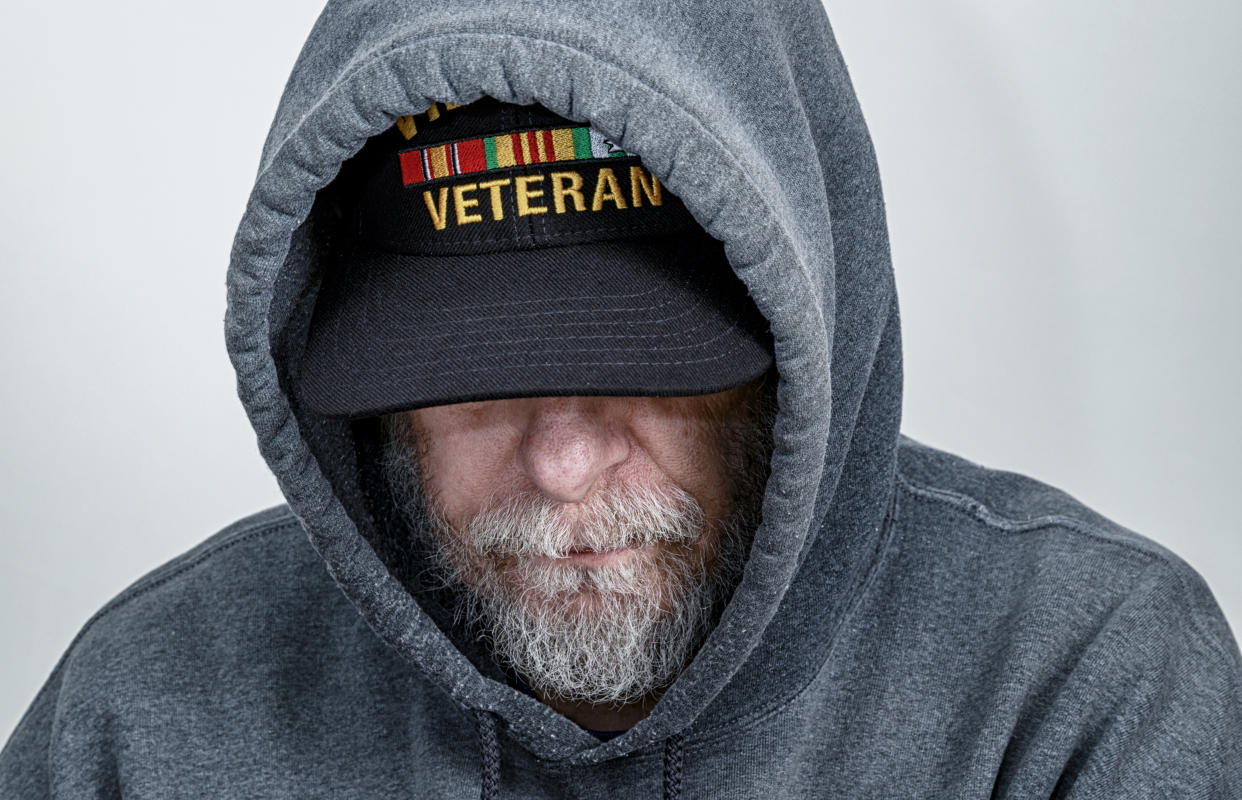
[{"left": 516, "top": 397, "right": 630, "bottom": 503}]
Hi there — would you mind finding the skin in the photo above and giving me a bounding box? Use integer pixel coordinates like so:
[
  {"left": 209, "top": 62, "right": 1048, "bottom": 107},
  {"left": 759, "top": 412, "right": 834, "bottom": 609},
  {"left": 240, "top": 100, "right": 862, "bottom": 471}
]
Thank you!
[{"left": 404, "top": 388, "right": 753, "bottom": 731}]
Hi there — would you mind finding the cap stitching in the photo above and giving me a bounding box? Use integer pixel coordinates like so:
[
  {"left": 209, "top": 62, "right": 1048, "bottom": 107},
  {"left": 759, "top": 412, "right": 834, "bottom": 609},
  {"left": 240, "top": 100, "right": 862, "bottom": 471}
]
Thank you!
[
  {"left": 383, "top": 332, "right": 754, "bottom": 379},
  {"left": 345, "top": 318, "right": 754, "bottom": 374},
  {"left": 396, "top": 306, "right": 703, "bottom": 339},
  {"left": 380, "top": 311, "right": 734, "bottom": 351}
]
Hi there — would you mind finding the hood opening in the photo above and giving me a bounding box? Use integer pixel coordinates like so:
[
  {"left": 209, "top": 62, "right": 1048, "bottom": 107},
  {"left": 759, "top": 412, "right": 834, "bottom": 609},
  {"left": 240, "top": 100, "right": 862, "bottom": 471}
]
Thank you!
[{"left": 228, "top": 5, "right": 899, "bottom": 764}]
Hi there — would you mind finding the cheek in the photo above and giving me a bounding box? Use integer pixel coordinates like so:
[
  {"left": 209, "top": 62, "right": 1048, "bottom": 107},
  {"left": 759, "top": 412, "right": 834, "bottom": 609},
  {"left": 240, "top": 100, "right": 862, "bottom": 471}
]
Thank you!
[
  {"left": 412, "top": 416, "right": 522, "bottom": 527},
  {"left": 639, "top": 416, "right": 733, "bottom": 524}
]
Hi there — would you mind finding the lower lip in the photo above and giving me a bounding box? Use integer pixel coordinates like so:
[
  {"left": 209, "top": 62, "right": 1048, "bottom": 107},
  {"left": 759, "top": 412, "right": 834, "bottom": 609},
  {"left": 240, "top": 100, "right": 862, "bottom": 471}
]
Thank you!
[{"left": 535, "top": 546, "right": 649, "bottom": 567}]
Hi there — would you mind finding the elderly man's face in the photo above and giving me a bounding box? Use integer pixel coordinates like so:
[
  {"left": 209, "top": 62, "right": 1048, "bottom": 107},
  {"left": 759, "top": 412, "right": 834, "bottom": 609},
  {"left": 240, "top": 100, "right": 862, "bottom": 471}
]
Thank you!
[{"left": 381, "top": 382, "right": 774, "bottom": 705}]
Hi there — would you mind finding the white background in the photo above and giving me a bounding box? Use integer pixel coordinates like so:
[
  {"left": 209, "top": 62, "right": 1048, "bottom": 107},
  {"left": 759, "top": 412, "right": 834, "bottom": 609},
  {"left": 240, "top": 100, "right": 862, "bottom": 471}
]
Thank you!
[{"left": 2, "top": 0, "right": 1238, "bottom": 742}]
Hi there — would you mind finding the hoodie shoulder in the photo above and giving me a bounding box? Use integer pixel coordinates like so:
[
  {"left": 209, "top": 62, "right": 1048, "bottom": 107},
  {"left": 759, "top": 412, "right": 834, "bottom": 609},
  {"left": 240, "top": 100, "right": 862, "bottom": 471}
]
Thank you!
[
  {"left": 897, "top": 434, "right": 1193, "bottom": 560},
  {"left": 57, "top": 505, "right": 347, "bottom": 682},
  {"left": 72, "top": 505, "right": 316, "bottom": 644},
  {"left": 887, "top": 435, "right": 1242, "bottom": 795},
  {"left": 113, "top": 504, "right": 308, "bottom": 595},
  {"left": 2, "top": 506, "right": 477, "bottom": 798},
  {"left": 892, "top": 434, "right": 1227, "bottom": 610},
  {"left": 0, "top": 506, "right": 334, "bottom": 796},
  {"left": 891, "top": 434, "right": 1242, "bottom": 690},
  {"left": 32, "top": 505, "right": 337, "bottom": 704}
]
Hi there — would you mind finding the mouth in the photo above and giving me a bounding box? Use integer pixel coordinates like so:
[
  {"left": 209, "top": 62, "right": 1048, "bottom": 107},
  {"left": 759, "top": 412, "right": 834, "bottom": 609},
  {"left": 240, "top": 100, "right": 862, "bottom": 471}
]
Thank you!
[{"left": 534, "top": 545, "right": 651, "bottom": 568}]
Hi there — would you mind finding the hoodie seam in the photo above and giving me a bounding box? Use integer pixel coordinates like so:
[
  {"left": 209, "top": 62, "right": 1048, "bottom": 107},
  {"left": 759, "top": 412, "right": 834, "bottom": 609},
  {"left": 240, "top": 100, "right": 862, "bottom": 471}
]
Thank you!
[
  {"left": 892, "top": 470, "right": 1234, "bottom": 666},
  {"left": 894, "top": 469, "right": 1162, "bottom": 555},
  {"left": 17, "top": 516, "right": 303, "bottom": 743}
]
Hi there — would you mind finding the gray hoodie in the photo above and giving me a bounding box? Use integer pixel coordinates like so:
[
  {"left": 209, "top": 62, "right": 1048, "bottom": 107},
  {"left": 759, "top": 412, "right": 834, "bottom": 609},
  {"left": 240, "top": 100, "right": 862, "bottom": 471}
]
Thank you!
[{"left": 3, "top": 0, "right": 1240, "bottom": 797}]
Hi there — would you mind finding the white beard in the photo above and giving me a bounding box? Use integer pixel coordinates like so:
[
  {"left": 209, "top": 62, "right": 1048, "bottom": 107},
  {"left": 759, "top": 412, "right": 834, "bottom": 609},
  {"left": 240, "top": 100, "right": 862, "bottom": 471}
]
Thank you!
[{"left": 379, "top": 397, "right": 772, "bottom": 705}]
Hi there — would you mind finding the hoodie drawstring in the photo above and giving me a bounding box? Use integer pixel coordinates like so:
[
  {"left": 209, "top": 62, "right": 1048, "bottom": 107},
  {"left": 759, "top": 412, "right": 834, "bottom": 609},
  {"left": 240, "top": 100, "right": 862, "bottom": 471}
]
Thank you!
[
  {"left": 473, "top": 712, "right": 685, "bottom": 799},
  {"left": 474, "top": 710, "right": 501, "bottom": 800},
  {"left": 662, "top": 733, "right": 684, "bottom": 800}
]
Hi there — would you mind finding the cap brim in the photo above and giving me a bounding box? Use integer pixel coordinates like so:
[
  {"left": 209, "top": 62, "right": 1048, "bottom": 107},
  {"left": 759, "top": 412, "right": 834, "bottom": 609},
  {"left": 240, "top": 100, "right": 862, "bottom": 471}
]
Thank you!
[{"left": 296, "top": 234, "right": 774, "bottom": 418}]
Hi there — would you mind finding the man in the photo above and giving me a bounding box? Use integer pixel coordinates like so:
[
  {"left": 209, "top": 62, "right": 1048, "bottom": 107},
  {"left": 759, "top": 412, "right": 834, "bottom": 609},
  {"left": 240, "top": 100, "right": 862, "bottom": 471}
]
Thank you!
[
  {"left": 300, "top": 96, "right": 781, "bottom": 735},
  {"left": 3, "top": 1, "right": 1239, "bottom": 798}
]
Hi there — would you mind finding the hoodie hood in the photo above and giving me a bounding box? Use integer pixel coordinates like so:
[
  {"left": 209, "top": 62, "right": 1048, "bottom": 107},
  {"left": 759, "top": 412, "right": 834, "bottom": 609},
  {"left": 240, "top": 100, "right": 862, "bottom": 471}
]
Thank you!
[{"left": 226, "top": 0, "right": 901, "bottom": 766}]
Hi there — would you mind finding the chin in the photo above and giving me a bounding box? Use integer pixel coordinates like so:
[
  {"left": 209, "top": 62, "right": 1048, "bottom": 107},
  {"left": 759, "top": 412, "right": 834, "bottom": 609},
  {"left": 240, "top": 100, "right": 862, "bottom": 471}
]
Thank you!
[
  {"left": 523, "top": 587, "right": 650, "bottom": 621},
  {"left": 496, "top": 554, "right": 684, "bottom": 619}
]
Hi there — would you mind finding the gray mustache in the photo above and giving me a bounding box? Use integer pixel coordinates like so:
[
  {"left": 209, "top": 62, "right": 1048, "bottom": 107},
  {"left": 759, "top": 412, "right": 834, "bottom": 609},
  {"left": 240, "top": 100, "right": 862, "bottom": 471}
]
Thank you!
[{"left": 466, "top": 485, "right": 706, "bottom": 559}]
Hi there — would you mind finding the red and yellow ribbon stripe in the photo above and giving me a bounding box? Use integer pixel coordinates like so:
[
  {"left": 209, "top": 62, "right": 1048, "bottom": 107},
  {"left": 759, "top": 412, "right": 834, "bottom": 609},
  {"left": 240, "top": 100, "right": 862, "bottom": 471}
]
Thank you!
[{"left": 399, "top": 127, "right": 629, "bottom": 186}]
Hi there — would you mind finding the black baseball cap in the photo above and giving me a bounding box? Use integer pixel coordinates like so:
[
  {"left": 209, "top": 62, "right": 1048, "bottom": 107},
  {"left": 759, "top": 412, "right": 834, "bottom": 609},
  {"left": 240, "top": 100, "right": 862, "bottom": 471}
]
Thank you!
[{"left": 297, "top": 98, "right": 773, "bottom": 418}]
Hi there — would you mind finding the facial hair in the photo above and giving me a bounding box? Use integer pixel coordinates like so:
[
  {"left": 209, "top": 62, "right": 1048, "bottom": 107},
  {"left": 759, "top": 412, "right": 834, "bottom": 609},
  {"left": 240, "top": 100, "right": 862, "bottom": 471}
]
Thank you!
[{"left": 379, "top": 389, "right": 775, "bottom": 706}]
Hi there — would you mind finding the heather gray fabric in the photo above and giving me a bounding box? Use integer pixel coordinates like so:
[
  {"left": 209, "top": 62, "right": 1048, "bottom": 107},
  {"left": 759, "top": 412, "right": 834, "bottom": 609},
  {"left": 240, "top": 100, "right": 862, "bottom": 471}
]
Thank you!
[{"left": 4, "top": 0, "right": 1241, "bottom": 796}]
